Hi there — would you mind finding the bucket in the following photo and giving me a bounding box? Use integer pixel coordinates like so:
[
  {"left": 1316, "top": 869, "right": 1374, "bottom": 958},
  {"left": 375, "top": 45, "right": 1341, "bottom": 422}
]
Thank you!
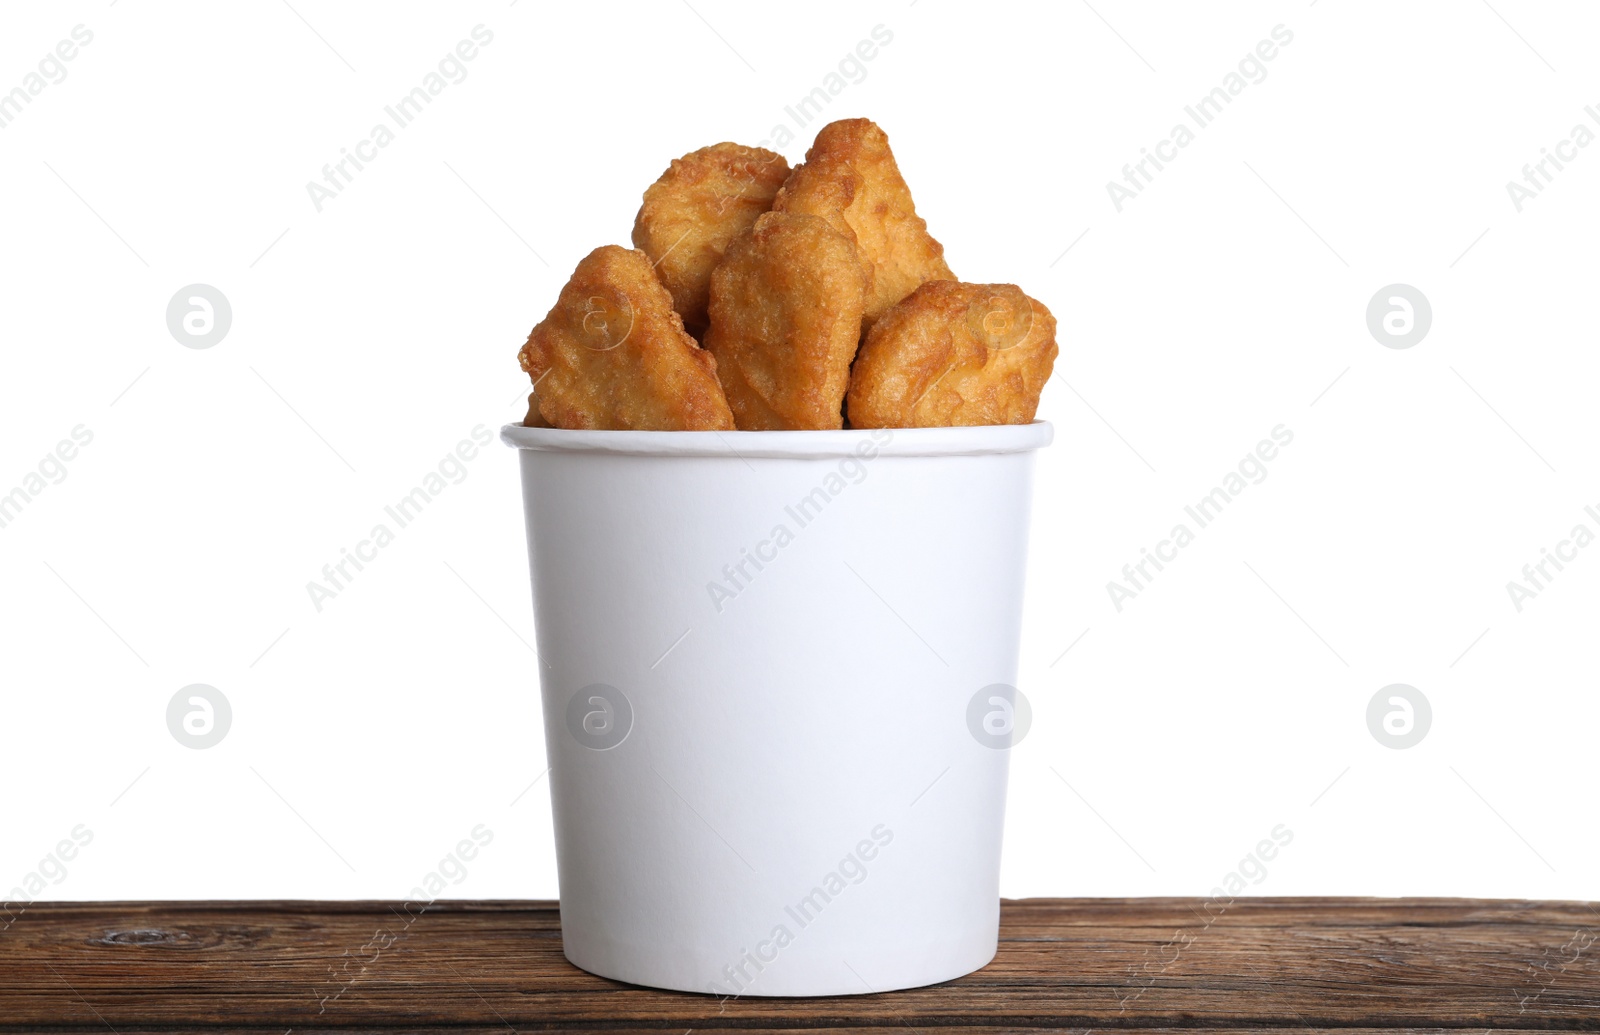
[{"left": 501, "top": 421, "right": 1052, "bottom": 996}]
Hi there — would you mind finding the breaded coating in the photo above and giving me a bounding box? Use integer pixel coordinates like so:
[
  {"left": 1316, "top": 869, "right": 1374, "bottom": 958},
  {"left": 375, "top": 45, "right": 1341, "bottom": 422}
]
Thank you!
[
  {"left": 518, "top": 246, "right": 735, "bottom": 431},
  {"left": 846, "top": 281, "right": 1057, "bottom": 428},
  {"left": 522, "top": 390, "right": 551, "bottom": 428},
  {"left": 773, "top": 119, "right": 953, "bottom": 329},
  {"left": 632, "top": 143, "right": 791, "bottom": 334},
  {"left": 704, "top": 211, "right": 868, "bottom": 430}
]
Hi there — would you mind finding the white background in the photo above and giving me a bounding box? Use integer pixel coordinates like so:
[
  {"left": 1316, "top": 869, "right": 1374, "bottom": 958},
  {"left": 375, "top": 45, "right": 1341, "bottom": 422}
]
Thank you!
[{"left": 2, "top": 0, "right": 1595, "bottom": 906}]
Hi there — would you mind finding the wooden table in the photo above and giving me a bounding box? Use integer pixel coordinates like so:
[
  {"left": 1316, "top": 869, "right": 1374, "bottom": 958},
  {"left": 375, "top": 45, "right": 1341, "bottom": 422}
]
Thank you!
[{"left": 3, "top": 898, "right": 1597, "bottom": 1031}]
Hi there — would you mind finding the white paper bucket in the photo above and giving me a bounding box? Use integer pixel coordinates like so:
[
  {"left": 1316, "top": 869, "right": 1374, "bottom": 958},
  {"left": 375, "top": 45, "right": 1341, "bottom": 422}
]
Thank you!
[{"left": 501, "top": 422, "right": 1052, "bottom": 996}]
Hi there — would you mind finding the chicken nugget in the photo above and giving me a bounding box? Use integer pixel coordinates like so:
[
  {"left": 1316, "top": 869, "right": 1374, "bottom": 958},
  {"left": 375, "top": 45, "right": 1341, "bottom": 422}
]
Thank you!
[
  {"left": 773, "top": 119, "right": 953, "bottom": 329},
  {"left": 518, "top": 246, "right": 735, "bottom": 431},
  {"left": 846, "top": 281, "right": 1057, "bottom": 428},
  {"left": 522, "top": 389, "right": 551, "bottom": 428},
  {"left": 632, "top": 143, "right": 790, "bottom": 334},
  {"left": 704, "top": 211, "right": 868, "bottom": 430}
]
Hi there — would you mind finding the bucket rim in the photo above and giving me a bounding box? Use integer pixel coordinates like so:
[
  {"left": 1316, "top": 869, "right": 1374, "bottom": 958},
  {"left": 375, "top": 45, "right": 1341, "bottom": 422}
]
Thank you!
[{"left": 500, "top": 420, "right": 1052, "bottom": 459}]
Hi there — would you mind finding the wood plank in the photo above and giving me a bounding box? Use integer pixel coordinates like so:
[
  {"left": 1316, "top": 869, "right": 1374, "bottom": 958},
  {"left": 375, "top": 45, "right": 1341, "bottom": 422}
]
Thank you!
[{"left": 1, "top": 898, "right": 1597, "bottom": 1031}]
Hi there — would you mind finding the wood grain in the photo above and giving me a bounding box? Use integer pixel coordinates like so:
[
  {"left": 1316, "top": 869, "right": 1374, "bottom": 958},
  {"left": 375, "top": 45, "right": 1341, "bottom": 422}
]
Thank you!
[{"left": 2, "top": 898, "right": 1598, "bottom": 1032}]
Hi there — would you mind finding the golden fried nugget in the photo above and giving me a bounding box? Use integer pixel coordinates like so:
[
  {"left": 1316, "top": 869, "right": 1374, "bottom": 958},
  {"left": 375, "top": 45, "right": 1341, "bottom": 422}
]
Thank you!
[
  {"left": 846, "top": 281, "right": 1057, "bottom": 428},
  {"left": 704, "top": 211, "right": 868, "bottom": 430},
  {"left": 518, "top": 246, "right": 735, "bottom": 431},
  {"left": 632, "top": 143, "right": 791, "bottom": 334},
  {"left": 773, "top": 119, "right": 953, "bottom": 329},
  {"left": 522, "top": 390, "right": 551, "bottom": 428}
]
